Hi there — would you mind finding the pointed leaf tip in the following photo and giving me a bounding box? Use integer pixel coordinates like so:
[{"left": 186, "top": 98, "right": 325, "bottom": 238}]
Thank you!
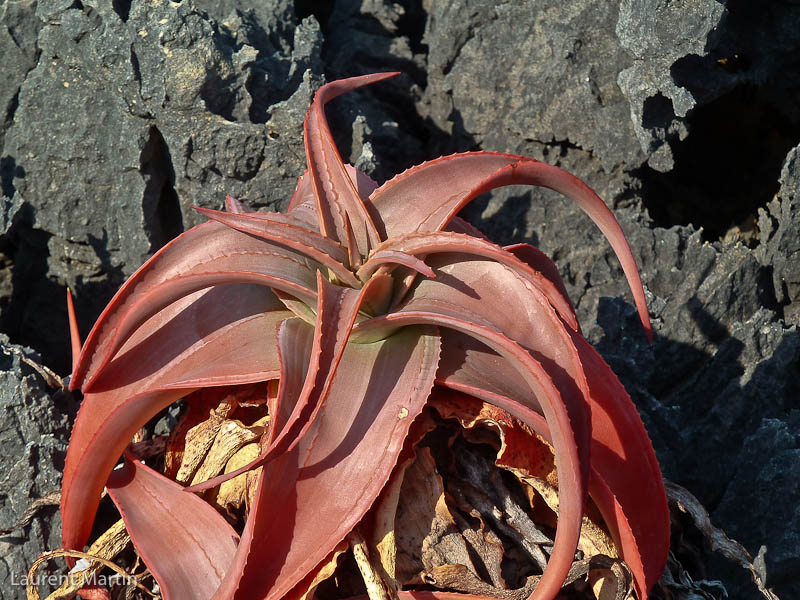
[
  {"left": 225, "top": 195, "right": 251, "bottom": 214},
  {"left": 66, "top": 288, "right": 81, "bottom": 382}
]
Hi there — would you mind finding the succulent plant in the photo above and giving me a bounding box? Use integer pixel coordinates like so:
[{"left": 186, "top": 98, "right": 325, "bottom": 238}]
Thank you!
[{"left": 61, "top": 72, "right": 668, "bottom": 600}]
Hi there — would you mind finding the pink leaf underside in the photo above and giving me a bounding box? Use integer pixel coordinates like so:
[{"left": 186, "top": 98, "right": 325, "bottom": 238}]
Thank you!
[
  {"left": 304, "top": 73, "right": 397, "bottom": 256},
  {"left": 192, "top": 206, "right": 358, "bottom": 285},
  {"left": 357, "top": 232, "right": 578, "bottom": 331},
  {"left": 61, "top": 285, "right": 291, "bottom": 555},
  {"left": 71, "top": 220, "right": 320, "bottom": 392},
  {"left": 107, "top": 458, "right": 239, "bottom": 600},
  {"left": 365, "top": 152, "right": 652, "bottom": 342},
  {"left": 432, "top": 335, "right": 668, "bottom": 600},
  {"left": 352, "top": 310, "right": 583, "bottom": 600},
  {"left": 209, "top": 324, "right": 441, "bottom": 600}
]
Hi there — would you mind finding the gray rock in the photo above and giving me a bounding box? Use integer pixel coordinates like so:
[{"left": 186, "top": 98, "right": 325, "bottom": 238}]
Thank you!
[
  {"left": 615, "top": 0, "right": 725, "bottom": 171},
  {"left": 757, "top": 144, "right": 800, "bottom": 326},
  {"left": 0, "top": 0, "right": 322, "bottom": 371},
  {"left": 0, "top": 336, "right": 76, "bottom": 600},
  {"left": 0, "top": 0, "right": 40, "bottom": 153},
  {"left": 423, "top": 0, "right": 645, "bottom": 173},
  {"left": 314, "top": 0, "right": 430, "bottom": 182},
  {"left": 1, "top": 1, "right": 799, "bottom": 599},
  {"left": 714, "top": 417, "right": 800, "bottom": 600}
]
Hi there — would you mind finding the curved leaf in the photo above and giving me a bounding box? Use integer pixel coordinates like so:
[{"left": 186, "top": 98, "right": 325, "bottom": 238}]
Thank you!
[
  {"left": 356, "top": 248, "right": 436, "bottom": 282},
  {"left": 367, "top": 152, "right": 651, "bottom": 341},
  {"left": 433, "top": 335, "right": 668, "bottom": 599},
  {"left": 387, "top": 256, "right": 664, "bottom": 595},
  {"left": 186, "top": 273, "right": 398, "bottom": 494},
  {"left": 107, "top": 458, "right": 239, "bottom": 600},
  {"left": 61, "top": 286, "right": 290, "bottom": 557},
  {"left": 193, "top": 206, "right": 358, "bottom": 284},
  {"left": 269, "top": 317, "right": 315, "bottom": 444},
  {"left": 397, "top": 256, "right": 591, "bottom": 469},
  {"left": 73, "top": 221, "right": 319, "bottom": 391},
  {"left": 67, "top": 288, "right": 81, "bottom": 374},
  {"left": 288, "top": 166, "right": 380, "bottom": 234},
  {"left": 366, "top": 152, "right": 521, "bottom": 239},
  {"left": 225, "top": 195, "right": 252, "bottom": 214},
  {"left": 504, "top": 242, "right": 578, "bottom": 330},
  {"left": 304, "top": 73, "right": 396, "bottom": 257},
  {"left": 567, "top": 332, "right": 669, "bottom": 599},
  {"left": 358, "top": 232, "right": 577, "bottom": 330}
]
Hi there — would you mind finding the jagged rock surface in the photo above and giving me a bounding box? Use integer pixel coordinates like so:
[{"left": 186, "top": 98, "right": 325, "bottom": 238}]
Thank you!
[
  {"left": 1, "top": 1, "right": 798, "bottom": 600},
  {"left": 1, "top": 0, "right": 324, "bottom": 373},
  {"left": 0, "top": 336, "right": 74, "bottom": 599}
]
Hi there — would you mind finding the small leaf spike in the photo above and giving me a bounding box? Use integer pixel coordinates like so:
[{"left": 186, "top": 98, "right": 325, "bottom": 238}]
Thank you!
[{"left": 66, "top": 287, "right": 81, "bottom": 375}]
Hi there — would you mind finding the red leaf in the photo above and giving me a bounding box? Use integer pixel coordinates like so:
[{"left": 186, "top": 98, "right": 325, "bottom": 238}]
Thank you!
[
  {"left": 367, "top": 152, "right": 652, "bottom": 342},
  {"left": 358, "top": 231, "right": 578, "bottom": 331},
  {"left": 193, "top": 206, "right": 359, "bottom": 284},
  {"left": 61, "top": 286, "right": 290, "bottom": 557},
  {"left": 569, "top": 332, "right": 669, "bottom": 599},
  {"left": 72, "top": 221, "right": 320, "bottom": 391},
  {"left": 304, "top": 73, "right": 397, "bottom": 258},
  {"left": 185, "top": 273, "right": 400, "bottom": 493},
  {"left": 353, "top": 311, "right": 586, "bottom": 600},
  {"left": 107, "top": 458, "right": 239, "bottom": 600},
  {"left": 212, "top": 326, "right": 441, "bottom": 600}
]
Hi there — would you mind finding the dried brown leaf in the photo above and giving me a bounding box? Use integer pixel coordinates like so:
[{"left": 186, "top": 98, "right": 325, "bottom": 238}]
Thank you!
[
  {"left": 43, "top": 519, "right": 130, "bottom": 600},
  {"left": 1, "top": 345, "right": 64, "bottom": 390},
  {"left": 214, "top": 442, "right": 262, "bottom": 517},
  {"left": 371, "top": 464, "right": 406, "bottom": 583},
  {"left": 28, "top": 547, "right": 154, "bottom": 600},
  {"left": 433, "top": 393, "right": 618, "bottom": 562},
  {"left": 420, "top": 563, "right": 538, "bottom": 600},
  {"left": 369, "top": 408, "right": 440, "bottom": 589},
  {"left": 348, "top": 529, "right": 396, "bottom": 600},
  {"left": 665, "top": 481, "right": 779, "bottom": 600},
  {"left": 189, "top": 416, "right": 266, "bottom": 486},
  {"left": 127, "top": 436, "right": 167, "bottom": 461},
  {"left": 392, "top": 447, "right": 478, "bottom": 584},
  {"left": 173, "top": 391, "right": 237, "bottom": 484},
  {"left": 295, "top": 541, "right": 349, "bottom": 600}
]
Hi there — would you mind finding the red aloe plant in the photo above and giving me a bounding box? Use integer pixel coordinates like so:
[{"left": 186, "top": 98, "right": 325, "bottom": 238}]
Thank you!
[{"left": 61, "top": 72, "right": 669, "bottom": 600}]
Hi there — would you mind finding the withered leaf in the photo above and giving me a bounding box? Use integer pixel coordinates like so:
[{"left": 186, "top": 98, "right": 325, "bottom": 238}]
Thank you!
[
  {"left": 170, "top": 390, "right": 238, "bottom": 483},
  {"left": 43, "top": 519, "right": 130, "bottom": 600},
  {"left": 214, "top": 441, "right": 262, "bottom": 518},
  {"left": 420, "top": 563, "right": 538, "bottom": 600},
  {"left": 432, "top": 393, "right": 619, "bottom": 562},
  {"left": 189, "top": 416, "right": 267, "bottom": 487},
  {"left": 393, "top": 446, "right": 478, "bottom": 584},
  {"left": 292, "top": 541, "right": 349, "bottom": 600}
]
